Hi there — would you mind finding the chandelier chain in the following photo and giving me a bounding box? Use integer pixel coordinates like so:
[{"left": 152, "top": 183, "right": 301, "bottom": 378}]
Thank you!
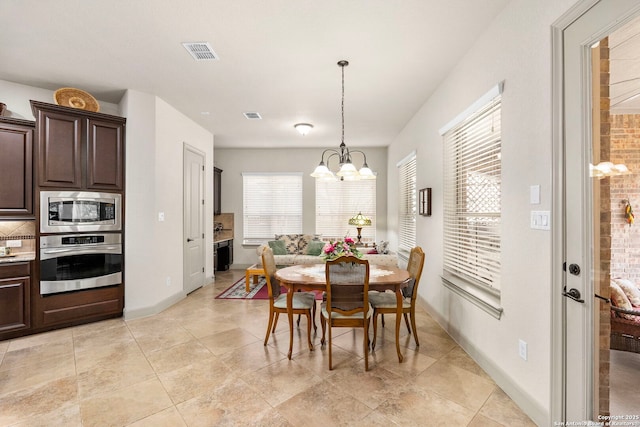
[{"left": 341, "top": 62, "right": 345, "bottom": 145}]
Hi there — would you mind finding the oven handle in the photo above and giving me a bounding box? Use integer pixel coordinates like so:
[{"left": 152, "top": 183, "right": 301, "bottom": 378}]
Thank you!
[{"left": 41, "top": 246, "right": 121, "bottom": 260}]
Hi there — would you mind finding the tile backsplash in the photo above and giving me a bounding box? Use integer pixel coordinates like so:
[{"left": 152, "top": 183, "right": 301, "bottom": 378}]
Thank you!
[
  {"left": 0, "top": 221, "right": 35, "bottom": 239},
  {"left": 0, "top": 221, "right": 35, "bottom": 254}
]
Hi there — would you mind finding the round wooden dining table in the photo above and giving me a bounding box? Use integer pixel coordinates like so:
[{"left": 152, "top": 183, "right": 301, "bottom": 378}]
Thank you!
[{"left": 275, "top": 263, "right": 411, "bottom": 362}]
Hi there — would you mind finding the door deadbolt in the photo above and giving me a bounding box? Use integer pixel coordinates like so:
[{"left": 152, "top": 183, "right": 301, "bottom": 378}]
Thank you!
[{"left": 568, "top": 264, "right": 581, "bottom": 276}]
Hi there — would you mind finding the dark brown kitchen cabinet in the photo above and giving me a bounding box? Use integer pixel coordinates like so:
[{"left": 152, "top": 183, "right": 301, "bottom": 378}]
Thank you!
[
  {"left": 0, "top": 117, "right": 34, "bottom": 218},
  {"left": 31, "top": 101, "right": 125, "bottom": 191},
  {"left": 0, "top": 262, "right": 31, "bottom": 337},
  {"left": 214, "top": 167, "right": 222, "bottom": 215}
]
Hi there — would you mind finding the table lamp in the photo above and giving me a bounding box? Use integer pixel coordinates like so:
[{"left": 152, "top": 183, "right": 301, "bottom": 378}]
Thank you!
[{"left": 348, "top": 212, "right": 372, "bottom": 245}]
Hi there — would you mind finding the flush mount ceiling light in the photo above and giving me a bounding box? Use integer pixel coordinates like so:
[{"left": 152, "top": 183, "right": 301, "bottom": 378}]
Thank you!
[
  {"left": 310, "top": 60, "right": 375, "bottom": 181},
  {"left": 294, "top": 123, "right": 313, "bottom": 136},
  {"left": 182, "top": 42, "right": 219, "bottom": 61}
]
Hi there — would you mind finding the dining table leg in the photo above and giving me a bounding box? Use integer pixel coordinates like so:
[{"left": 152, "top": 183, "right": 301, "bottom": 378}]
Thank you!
[
  {"left": 395, "top": 289, "right": 404, "bottom": 362},
  {"left": 287, "top": 285, "right": 294, "bottom": 360}
]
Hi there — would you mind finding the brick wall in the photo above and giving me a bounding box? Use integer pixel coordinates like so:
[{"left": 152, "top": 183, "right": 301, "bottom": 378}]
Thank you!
[{"left": 610, "top": 113, "right": 640, "bottom": 281}]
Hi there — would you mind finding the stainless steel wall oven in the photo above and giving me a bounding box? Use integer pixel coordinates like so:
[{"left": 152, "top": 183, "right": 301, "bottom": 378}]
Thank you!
[
  {"left": 40, "top": 191, "right": 122, "bottom": 233},
  {"left": 40, "top": 233, "right": 122, "bottom": 295}
]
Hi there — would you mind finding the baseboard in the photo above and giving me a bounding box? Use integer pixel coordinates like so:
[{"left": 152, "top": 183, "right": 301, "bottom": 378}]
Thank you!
[
  {"left": 123, "top": 290, "right": 187, "bottom": 320},
  {"left": 417, "top": 295, "right": 548, "bottom": 426}
]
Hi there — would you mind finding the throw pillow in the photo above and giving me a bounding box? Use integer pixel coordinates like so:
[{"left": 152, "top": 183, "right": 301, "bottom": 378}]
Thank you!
[
  {"left": 610, "top": 281, "right": 636, "bottom": 320},
  {"left": 614, "top": 278, "right": 640, "bottom": 306},
  {"left": 306, "top": 240, "right": 325, "bottom": 256},
  {"left": 299, "top": 234, "right": 322, "bottom": 254},
  {"left": 268, "top": 240, "right": 287, "bottom": 255},
  {"left": 275, "top": 234, "right": 300, "bottom": 254}
]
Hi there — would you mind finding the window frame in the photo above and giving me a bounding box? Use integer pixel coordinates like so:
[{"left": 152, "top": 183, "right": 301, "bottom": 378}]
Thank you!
[
  {"left": 315, "top": 179, "right": 376, "bottom": 244},
  {"left": 397, "top": 151, "right": 417, "bottom": 258},
  {"left": 439, "top": 82, "right": 504, "bottom": 319},
  {"left": 242, "top": 172, "right": 303, "bottom": 245}
]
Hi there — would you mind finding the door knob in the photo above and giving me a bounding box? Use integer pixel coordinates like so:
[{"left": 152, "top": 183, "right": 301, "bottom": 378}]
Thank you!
[{"left": 563, "top": 287, "right": 585, "bottom": 303}]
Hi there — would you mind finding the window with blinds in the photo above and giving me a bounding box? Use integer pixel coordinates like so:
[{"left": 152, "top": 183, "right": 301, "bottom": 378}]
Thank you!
[
  {"left": 398, "top": 152, "right": 417, "bottom": 255},
  {"left": 443, "top": 97, "right": 501, "bottom": 291},
  {"left": 315, "top": 179, "right": 376, "bottom": 243},
  {"left": 242, "top": 173, "right": 303, "bottom": 244}
]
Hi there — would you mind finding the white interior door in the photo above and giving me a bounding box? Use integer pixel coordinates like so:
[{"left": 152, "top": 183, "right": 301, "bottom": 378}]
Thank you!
[
  {"left": 561, "top": 0, "right": 640, "bottom": 422},
  {"left": 184, "top": 144, "right": 205, "bottom": 294}
]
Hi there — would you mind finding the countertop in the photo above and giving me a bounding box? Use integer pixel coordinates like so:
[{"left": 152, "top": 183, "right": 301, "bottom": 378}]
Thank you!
[
  {"left": 0, "top": 252, "right": 36, "bottom": 264},
  {"left": 214, "top": 237, "right": 233, "bottom": 244}
]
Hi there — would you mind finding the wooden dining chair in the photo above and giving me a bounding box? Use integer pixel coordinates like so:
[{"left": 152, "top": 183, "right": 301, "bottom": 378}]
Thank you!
[
  {"left": 262, "top": 247, "right": 316, "bottom": 350},
  {"left": 320, "top": 255, "right": 371, "bottom": 371},
  {"left": 369, "top": 246, "right": 425, "bottom": 349}
]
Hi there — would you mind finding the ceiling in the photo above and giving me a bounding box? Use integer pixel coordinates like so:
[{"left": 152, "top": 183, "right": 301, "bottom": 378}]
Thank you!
[
  {"left": 0, "top": 0, "right": 510, "bottom": 149},
  {"left": 610, "top": 15, "right": 640, "bottom": 114}
]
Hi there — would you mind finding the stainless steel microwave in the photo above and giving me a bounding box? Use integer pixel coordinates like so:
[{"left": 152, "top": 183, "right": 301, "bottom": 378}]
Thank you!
[{"left": 40, "top": 191, "right": 122, "bottom": 233}]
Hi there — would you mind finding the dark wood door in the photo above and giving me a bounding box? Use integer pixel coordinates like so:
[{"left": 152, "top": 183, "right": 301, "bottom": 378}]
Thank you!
[
  {"left": 214, "top": 167, "right": 222, "bottom": 215},
  {"left": 0, "top": 263, "right": 30, "bottom": 336},
  {"left": 0, "top": 118, "right": 34, "bottom": 217},
  {"left": 36, "top": 108, "right": 82, "bottom": 188},
  {"left": 86, "top": 118, "right": 124, "bottom": 190}
]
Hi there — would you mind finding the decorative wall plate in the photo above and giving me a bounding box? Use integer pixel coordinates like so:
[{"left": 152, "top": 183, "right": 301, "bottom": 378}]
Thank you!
[{"left": 54, "top": 87, "right": 100, "bottom": 112}]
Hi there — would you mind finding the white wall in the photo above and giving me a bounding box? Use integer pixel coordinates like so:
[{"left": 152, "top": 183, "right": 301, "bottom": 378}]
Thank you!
[
  {"left": 0, "top": 80, "right": 120, "bottom": 119},
  {"left": 122, "top": 91, "right": 214, "bottom": 318},
  {"left": 213, "top": 147, "right": 387, "bottom": 267},
  {"left": 386, "top": 0, "right": 577, "bottom": 424}
]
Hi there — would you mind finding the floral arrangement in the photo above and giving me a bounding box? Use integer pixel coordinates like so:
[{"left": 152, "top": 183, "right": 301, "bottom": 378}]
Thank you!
[{"left": 321, "top": 237, "right": 363, "bottom": 261}]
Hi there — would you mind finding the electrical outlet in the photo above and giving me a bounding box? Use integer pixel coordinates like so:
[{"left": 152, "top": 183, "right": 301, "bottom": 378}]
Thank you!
[
  {"left": 165, "top": 276, "right": 171, "bottom": 287},
  {"left": 158, "top": 212, "right": 165, "bottom": 222},
  {"left": 519, "top": 339, "right": 528, "bottom": 361},
  {"left": 6, "top": 240, "right": 22, "bottom": 248}
]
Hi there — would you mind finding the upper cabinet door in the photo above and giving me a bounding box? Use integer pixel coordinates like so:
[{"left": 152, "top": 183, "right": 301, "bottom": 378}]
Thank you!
[
  {"left": 0, "top": 118, "right": 34, "bottom": 217},
  {"left": 36, "top": 108, "right": 82, "bottom": 188},
  {"left": 86, "top": 118, "right": 124, "bottom": 191}
]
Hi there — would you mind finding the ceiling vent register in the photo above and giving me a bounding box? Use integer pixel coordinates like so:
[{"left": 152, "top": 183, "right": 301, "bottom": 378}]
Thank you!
[{"left": 182, "top": 42, "right": 219, "bottom": 61}]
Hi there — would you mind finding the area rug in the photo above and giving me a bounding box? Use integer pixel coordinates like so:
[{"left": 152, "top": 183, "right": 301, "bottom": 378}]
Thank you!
[
  {"left": 215, "top": 277, "right": 270, "bottom": 299},
  {"left": 215, "top": 277, "right": 323, "bottom": 300}
]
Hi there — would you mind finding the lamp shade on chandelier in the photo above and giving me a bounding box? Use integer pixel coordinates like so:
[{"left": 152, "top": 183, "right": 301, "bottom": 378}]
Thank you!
[{"left": 310, "top": 60, "right": 376, "bottom": 181}]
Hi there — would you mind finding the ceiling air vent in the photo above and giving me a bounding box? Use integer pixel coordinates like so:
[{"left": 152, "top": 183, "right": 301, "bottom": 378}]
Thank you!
[
  {"left": 243, "top": 112, "right": 262, "bottom": 120},
  {"left": 182, "top": 42, "right": 219, "bottom": 61}
]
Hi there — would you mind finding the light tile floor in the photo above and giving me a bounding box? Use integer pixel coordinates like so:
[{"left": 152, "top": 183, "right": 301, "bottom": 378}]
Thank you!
[{"left": 0, "top": 269, "right": 536, "bottom": 426}]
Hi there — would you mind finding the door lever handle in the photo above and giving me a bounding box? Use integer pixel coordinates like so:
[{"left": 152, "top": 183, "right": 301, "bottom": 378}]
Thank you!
[
  {"left": 187, "top": 238, "right": 194, "bottom": 242},
  {"left": 563, "top": 288, "right": 585, "bottom": 303}
]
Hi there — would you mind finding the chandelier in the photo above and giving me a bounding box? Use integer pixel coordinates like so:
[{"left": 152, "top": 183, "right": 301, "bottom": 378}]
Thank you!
[{"left": 310, "top": 60, "right": 376, "bottom": 181}]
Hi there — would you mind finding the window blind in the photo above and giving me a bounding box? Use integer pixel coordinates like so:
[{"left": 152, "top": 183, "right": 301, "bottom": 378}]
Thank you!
[
  {"left": 315, "top": 179, "right": 376, "bottom": 243},
  {"left": 443, "top": 97, "right": 501, "bottom": 291},
  {"left": 398, "top": 152, "right": 417, "bottom": 254},
  {"left": 242, "top": 173, "right": 303, "bottom": 244}
]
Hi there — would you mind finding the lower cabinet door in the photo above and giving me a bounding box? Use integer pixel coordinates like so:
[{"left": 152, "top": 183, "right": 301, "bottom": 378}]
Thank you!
[{"left": 0, "top": 276, "right": 30, "bottom": 333}]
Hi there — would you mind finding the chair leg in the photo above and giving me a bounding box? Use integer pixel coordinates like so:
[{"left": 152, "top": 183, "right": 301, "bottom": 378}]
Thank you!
[
  {"left": 312, "top": 301, "right": 317, "bottom": 332},
  {"left": 371, "top": 310, "right": 379, "bottom": 350},
  {"left": 306, "top": 312, "right": 313, "bottom": 351},
  {"left": 410, "top": 308, "right": 419, "bottom": 347},
  {"left": 320, "top": 314, "right": 326, "bottom": 345},
  {"left": 328, "top": 321, "right": 333, "bottom": 370},
  {"left": 264, "top": 308, "right": 275, "bottom": 345},
  {"left": 364, "top": 319, "right": 369, "bottom": 371},
  {"left": 272, "top": 312, "right": 279, "bottom": 333},
  {"left": 297, "top": 314, "right": 301, "bottom": 327},
  {"left": 381, "top": 313, "right": 385, "bottom": 327},
  {"left": 403, "top": 312, "right": 411, "bottom": 334}
]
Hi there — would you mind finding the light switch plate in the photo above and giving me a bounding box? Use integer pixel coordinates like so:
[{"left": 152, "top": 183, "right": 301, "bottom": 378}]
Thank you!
[
  {"left": 531, "top": 211, "right": 551, "bottom": 230},
  {"left": 530, "top": 185, "right": 540, "bottom": 204}
]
